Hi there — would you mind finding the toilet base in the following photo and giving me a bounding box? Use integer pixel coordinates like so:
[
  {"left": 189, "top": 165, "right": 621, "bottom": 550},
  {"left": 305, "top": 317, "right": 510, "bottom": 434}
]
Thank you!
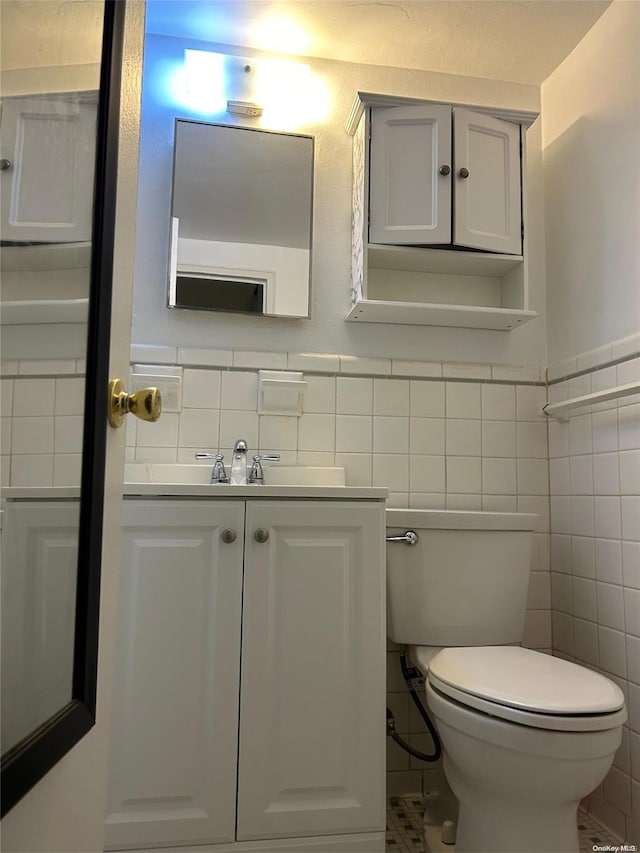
[
  {"left": 425, "top": 684, "right": 622, "bottom": 853},
  {"left": 449, "top": 764, "right": 579, "bottom": 853},
  {"left": 423, "top": 807, "right": 579, "bottom": 853},
  {"left": 420, "top": 790, "right": 579, "bottom": 853},
  {"left": 423, "top": 818, "right": 457, "bottom": 853}
]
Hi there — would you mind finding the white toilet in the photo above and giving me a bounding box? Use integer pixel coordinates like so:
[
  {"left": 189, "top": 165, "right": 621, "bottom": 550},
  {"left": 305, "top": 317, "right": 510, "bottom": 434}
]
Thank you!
[{"left": 386, "top": 508, "right": 626, "bottom": 853}]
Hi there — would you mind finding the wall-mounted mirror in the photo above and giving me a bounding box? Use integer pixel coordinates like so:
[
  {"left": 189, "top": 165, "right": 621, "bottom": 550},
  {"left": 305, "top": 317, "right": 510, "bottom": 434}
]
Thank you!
[{"left": 168, "top": 120, "right": 313, "bottom": 319}]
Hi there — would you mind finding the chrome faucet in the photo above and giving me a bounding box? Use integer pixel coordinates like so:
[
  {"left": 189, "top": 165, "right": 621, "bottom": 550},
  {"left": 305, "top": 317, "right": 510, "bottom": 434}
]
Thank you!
[
  {"left": 230, "top": 438, "right": 249, "bottom": 485},
  {"left": 196, "top": 442, "right": 280, "bottom": 485}
]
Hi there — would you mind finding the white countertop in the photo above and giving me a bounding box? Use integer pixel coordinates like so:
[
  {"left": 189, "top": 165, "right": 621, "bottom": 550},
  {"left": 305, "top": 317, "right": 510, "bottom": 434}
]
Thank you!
[
  {"left": 3, "top": 487, "right": 81, "bottom": 500},
  {"left": 3, "top": 484, "right": 387, "bottom": 501},
  {"left": 123, "top": 483, "right": 387, "bottom": 499}
]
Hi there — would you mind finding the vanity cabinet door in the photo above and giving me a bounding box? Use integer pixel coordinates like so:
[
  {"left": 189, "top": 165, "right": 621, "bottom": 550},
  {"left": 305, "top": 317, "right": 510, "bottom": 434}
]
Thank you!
[
  {"left": 237, "top": 501, "right": 386, "bottom": 841},
  {"left": 1, "top": 502, "right": 80, "bottom": 755},
  {"left": 369, "top": 104, "right": 452, "bottom": 245},
  {"left": 104, "top": 501, "right": 244, "bottom": 849},
  {"left": 453, "top": 108, "right": 522, "bottom": 255}
]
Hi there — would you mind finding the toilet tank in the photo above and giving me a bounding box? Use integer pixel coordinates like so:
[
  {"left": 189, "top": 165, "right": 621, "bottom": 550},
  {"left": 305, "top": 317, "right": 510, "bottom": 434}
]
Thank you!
[{"left": 386, "top": 509, "right": 538, "bottom": 646}]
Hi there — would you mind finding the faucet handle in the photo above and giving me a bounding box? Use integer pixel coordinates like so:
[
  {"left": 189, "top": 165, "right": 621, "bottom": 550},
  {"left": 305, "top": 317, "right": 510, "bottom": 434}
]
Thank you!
[
  {"left": 248, "top": 453, "right": 281, "bottom": 484},
  {"left": 211, "top": 454, "right": 229, "bottom": 484},
  {"left": 195, "top": 451, "right": 229, "bottom": 484}
]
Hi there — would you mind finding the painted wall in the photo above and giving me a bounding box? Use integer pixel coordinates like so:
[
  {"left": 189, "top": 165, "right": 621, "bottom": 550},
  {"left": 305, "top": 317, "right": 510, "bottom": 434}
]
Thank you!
[
  {"left": 0, "top": 0, "right": 101, "bottom": 95},
  {"left": 542, "top": 2, "right": 640, "bottom": 842},
  {"left": 542, "top": 0, "right": 640, "bottom": 365},
  {"left": 131, "top": 33, "right": 547, "bottom": 367}
]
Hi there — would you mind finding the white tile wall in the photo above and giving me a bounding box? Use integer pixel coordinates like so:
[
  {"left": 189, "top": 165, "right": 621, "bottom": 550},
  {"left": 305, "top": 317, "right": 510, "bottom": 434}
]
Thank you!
[
  {"left": 548, "top": 356, "right": 640, "bottom": 841},
  {"left": 2, "top": 371, "right": 86, "bottom": 488},
  {"left": 182, "top": 368, "right": 221, "bottom": 409},
  {"left": 337, "top": 377, "right": 373, "bottom": 415}
]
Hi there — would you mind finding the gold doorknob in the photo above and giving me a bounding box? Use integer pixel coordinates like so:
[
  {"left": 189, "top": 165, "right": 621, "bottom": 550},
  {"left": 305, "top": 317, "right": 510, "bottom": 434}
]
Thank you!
[{"left": 108, "top": 378, "right": 162, "bottom": 428}]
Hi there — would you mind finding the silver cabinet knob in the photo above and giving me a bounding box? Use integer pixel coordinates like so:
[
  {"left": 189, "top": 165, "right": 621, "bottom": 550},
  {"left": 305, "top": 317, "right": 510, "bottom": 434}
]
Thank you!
[
  {"left": 439, "top": 165, "right": 450, "bottom": 176},
  {"left": 254, "top": 528, "right": 269, "bottom": 543},
  {"left": 0, "top": 159, "right": 12, "bottom": 171},
  {"left": 458, "top": 167, "right": 470, "bottom": 179},
  {"left": 221, "top": 528, "right": 237, "bottom": 544}
]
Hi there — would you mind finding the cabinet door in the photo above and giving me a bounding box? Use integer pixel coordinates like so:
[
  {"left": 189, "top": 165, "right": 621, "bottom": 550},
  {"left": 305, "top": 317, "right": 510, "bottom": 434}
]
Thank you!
[
  {"left": 237, "top": 501, "right": 386, "bottom": 841},
  {"left": 1, "top": 502, "right": 79, "bottom": 754},
  {"left": 453, "top": 108, "right": 522, "bottom": 254},
  {"left": 105, "top": 501, "right": 244, "bottom": 849},
  {"left": 369, "top": 104, "right": 451, "bottom": 245},
  {"left": 0, "top": 96, "right": 96, "bottom": 243}
]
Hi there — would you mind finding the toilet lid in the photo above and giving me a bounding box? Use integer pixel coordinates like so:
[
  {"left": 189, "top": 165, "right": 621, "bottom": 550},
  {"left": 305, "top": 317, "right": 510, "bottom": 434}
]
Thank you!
[{"left": 428, "top": 647, "right": 625, "bottom": 716}]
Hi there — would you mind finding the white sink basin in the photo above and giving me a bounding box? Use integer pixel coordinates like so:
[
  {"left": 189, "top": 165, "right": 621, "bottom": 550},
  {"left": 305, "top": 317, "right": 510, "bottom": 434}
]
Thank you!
[
  {"left": 125, "top": 463, "right": 212, "bottom": 484},
  {"left": 125, "top": 463, "right": 346, "bottom": 487},
  {"left": 262, "top": 466, "right": 346, "bottom": 486}
]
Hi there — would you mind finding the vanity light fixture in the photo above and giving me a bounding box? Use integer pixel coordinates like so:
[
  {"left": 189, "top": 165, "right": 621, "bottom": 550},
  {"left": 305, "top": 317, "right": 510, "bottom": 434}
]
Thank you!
[
  {"left": 183, "top": 49, "right": 226, "bottom": 113},
  {"left": 181, "top": 49, "right": 328, "bottom": 126}
]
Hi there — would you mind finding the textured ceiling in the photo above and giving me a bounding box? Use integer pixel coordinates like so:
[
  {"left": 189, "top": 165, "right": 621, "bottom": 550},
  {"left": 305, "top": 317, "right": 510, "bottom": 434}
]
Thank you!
[{"left": 145, "top": 0, "right": 613, "bottom": 86}]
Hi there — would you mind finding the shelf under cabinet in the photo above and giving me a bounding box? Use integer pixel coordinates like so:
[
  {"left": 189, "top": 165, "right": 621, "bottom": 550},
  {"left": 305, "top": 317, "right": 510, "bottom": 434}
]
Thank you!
[
  {"left": 1, "top": 241, "right": 91, "bottom": 272},
  {"left": 345, "top": 298, "right": 537, "bottom": 330},
  {"left": 368, "top": 244, "right": 524, "bottom": 276}
]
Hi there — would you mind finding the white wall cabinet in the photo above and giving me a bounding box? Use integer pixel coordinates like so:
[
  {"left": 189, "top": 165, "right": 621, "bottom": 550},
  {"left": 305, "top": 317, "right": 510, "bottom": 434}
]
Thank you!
[
  {"left": 369, "top": 104, "right": 452, "bottom": 247},
  {"left": 452, "top": 108, "right": 522, "bottom": 256},
  {"left": 0, "top": 95, "right": 96, "bottom": 244},
  {"left": 105, "top": 497, "right": 385, "bottom": 852},
  {"left": 369, "top": 105, "right": 521, "bottom": 255},
  {"left": 348, "top": 93, "right": 538, "bottom": 330}
]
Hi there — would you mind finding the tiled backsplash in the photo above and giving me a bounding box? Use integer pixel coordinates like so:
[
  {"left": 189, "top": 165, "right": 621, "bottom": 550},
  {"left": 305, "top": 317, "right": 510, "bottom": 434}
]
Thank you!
[
  {"left": 124, "top": 357, "right": 548, "bottom": 518},
  {"left": 1, "top": 363, "right": 85, "bottom": 488},
  {"left": 547, "top": 352, "right": 640, "bottom": 843}
]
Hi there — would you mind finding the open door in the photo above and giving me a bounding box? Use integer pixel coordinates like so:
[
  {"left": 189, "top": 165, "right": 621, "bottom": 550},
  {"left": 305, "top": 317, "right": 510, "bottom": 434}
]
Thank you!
[{"left": 1, "top": 1, "right": 144, "bottom": 848}]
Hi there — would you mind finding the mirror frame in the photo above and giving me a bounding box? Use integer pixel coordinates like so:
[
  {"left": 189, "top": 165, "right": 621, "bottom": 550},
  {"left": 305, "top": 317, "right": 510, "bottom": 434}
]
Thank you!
[{"left": 0, "top": 0, "right": 124, "bottom": 817}]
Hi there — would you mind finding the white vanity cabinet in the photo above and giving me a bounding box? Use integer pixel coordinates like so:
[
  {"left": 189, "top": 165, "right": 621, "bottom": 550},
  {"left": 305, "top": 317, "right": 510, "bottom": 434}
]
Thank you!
[
  {"left": 105, "top": 495, "right": 386, "bottom": 853},
  {"left": 347, "top": 93, "right": 538, "bottom": 330},
  {"left": 105, "top": 501, "right": 244, "bottom": 848},
  {"left": 1, "top": 501, "right": 79, "bottom": 753},
  {"left": 237, "top": 501, "right": 385, "bottom": 841}
]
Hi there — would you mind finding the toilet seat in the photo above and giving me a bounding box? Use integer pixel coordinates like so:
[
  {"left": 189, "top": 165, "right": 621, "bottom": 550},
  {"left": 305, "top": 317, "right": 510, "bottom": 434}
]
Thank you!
[{"left": 426, "top": 646, "right": 626, "bottom": 732}]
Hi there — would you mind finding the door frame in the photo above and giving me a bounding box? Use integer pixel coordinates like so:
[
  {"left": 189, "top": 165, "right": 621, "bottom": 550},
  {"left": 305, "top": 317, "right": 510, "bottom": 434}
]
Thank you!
[{"left": 0, "top": 0, "right": 126, "bottom": 817}]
